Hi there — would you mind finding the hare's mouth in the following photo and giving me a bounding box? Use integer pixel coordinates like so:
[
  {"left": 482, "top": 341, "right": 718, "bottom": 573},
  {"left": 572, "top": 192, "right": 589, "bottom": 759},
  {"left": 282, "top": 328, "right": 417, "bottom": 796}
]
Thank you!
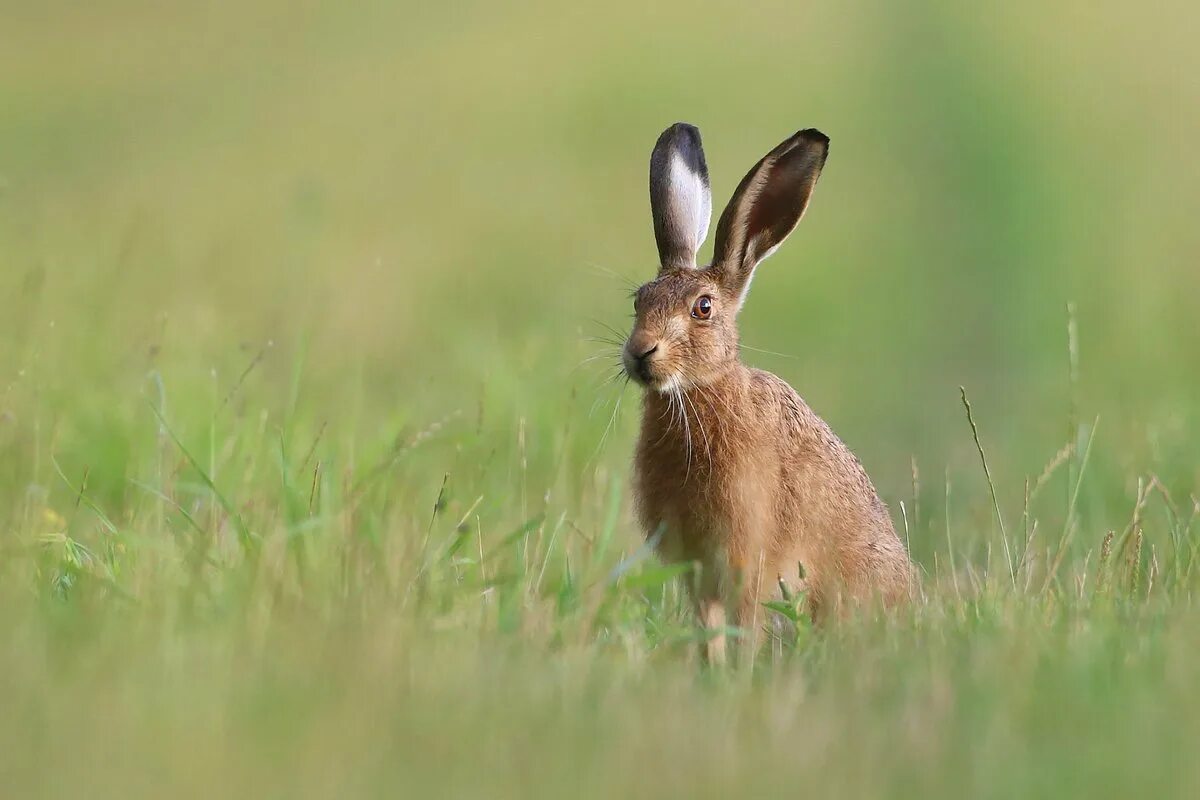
[
  {"left": 624, "top": 359, "right": 656, "bottom": 387},
  {"left": 622, "top": 351, "right": 665, "bottom": 389},
  {"left": 624, "top": 359, "right": 681, "bottom": 394}
]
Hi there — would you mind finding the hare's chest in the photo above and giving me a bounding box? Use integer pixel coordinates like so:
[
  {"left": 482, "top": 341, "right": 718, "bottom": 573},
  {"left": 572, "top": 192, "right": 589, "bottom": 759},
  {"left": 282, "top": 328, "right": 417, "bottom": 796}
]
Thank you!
[
  {"left": 633, "top": 442, "right": 765, "bottom": 563},
  {"left": 640, "top": 494, "right": 734, "bottom": 567}
]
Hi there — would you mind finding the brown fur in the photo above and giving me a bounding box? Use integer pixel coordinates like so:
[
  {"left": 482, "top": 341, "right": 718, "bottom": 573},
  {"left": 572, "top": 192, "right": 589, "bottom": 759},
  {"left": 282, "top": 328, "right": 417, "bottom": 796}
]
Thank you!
[{"left": 627, "top": 125, "right": 913, "bottom": 663}]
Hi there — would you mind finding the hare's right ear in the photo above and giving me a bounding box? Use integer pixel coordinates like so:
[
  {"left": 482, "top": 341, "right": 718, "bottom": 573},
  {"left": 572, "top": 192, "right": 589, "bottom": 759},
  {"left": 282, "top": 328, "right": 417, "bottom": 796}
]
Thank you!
[
  {"left": 710, "top": 129, "right": 829, "bottom": 308},
  {"left": 649, "top": 123, "right": 712, "bottom": 272}
]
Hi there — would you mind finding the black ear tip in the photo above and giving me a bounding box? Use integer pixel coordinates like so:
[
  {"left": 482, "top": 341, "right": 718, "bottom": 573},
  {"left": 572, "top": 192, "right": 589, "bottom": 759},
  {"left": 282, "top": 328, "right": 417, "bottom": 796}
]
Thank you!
[
  {"left": 787, "top": 128, "right": 829, "bottom": 167},
  {"left": 771, "top": 128, "right": 830, "bottom": 163},
  {"left": 661, "top": 122, "right": 703, "bottom": 147},
  {"left": 653, "top": 122, "right": 709, "bottom": 183},
  {"left": 796, "top": 128, "right": 830, "bottom": 147}
]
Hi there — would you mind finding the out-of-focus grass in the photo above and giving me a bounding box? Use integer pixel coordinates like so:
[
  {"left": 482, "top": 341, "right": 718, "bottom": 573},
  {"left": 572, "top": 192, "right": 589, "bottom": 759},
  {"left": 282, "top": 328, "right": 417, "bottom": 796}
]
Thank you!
[{"left": 2, "top": 1, "right": 1200, "bottom": 797}]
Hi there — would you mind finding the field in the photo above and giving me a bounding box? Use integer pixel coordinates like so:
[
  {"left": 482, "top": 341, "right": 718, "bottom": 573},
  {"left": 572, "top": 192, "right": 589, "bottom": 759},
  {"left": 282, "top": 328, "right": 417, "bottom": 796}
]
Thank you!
[{"left": 3, "top": 2, "right": 1200, "bottom": 797}]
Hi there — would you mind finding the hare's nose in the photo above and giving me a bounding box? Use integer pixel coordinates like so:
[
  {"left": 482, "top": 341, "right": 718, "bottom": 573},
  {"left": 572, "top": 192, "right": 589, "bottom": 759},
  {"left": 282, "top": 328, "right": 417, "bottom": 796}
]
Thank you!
[
  {"left": 633, "top": 343, "right": 659, "bottom": 361},
  {"left": 626, "top": 331, "right": 660, "bottom": 361}
]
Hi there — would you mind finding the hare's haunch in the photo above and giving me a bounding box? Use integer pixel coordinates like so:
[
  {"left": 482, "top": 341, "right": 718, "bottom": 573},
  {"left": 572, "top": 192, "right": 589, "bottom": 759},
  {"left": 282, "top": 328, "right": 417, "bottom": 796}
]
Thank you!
[{"left": 624, "top": 123, "right": 913, "bottom": 663}]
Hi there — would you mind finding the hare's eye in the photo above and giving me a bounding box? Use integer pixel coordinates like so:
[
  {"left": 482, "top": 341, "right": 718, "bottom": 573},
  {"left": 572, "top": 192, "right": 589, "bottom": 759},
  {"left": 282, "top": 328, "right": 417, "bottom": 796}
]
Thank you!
[{"left": 691, "top": 295, "right": 713, "bottom": 320}]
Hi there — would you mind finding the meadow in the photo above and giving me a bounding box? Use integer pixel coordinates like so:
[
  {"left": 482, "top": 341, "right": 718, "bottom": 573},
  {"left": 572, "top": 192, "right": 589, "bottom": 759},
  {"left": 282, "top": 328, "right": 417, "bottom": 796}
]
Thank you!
[{"left": 2, "top": 1, "right": 1200, "bottom": 797}]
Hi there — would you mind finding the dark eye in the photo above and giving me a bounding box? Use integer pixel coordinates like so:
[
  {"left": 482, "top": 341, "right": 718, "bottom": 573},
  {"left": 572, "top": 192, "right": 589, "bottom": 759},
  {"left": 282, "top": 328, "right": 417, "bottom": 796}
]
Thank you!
[{"left": 691, "top": 295, "right": 713, "bottom": 320}]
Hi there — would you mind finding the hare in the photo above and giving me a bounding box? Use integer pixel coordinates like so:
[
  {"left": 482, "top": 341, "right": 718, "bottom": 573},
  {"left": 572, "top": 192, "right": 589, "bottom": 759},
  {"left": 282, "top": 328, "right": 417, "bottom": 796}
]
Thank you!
[{"left": 623, "top": 123, "right": 913, "bottom": 663}]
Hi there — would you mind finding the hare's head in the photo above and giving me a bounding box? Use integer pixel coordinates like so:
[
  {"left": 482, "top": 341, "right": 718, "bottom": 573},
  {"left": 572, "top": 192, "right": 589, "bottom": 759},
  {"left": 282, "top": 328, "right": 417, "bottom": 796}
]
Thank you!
[{"left": 623, "top": 123, "right": 829, "bottom": 392}]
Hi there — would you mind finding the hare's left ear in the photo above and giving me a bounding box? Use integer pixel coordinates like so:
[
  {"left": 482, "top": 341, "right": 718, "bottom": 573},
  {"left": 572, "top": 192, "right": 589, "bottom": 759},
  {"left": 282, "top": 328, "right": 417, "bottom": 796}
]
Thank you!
[
  {"left": 649, "top": 123, "right": 712, "bottom": 272},
  {"left": 710, "top": 129, "right": 829, "bottom": 307}
]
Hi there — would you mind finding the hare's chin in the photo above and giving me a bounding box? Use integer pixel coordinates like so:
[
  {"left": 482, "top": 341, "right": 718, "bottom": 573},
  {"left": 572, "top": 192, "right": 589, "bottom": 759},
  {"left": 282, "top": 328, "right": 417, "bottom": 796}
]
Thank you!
[
  {"left": 651, "top": 374, "right": 685, "bottom": 395},
  {"left": 623, "top": 365, "right": 678, "bottom": 394}
]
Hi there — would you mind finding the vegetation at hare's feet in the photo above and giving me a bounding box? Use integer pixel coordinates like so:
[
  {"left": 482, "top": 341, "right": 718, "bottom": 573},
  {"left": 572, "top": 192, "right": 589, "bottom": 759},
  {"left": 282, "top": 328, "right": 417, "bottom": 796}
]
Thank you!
[{"left": 2, "top": 2, "right": 1199, "bottom": 797}]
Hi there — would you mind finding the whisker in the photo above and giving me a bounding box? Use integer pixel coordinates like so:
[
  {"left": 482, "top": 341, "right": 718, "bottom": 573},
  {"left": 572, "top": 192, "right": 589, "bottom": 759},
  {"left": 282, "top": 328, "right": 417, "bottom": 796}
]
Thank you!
[
  {"left": 587, "top": 367, "right": 628, "bottom": 417},
  {"left": 591, "top": 367, "right": 628, "bottom": 395},
  {"left": 738, "top": 343, "right": 801, "bottom": 360},
  {"left": 571, "top": 352, "right": 622, "bottom": 373},
  {"left": 588, "top": 318, "right": 631, "bottom": 344},
  {"left": 588, "top": 389, "right": 612, "bottom": 420},
  {"left": 584, "top": 262, "right": 639, "bottom": 292},
  {"left": 676, "top": 386, "right": 693, "bottom": 484},
  {"left": 697, "top": 377, "right": 739, "bottom": 420},
  {"left": 653, "top": 385, "right": 681, "bottom": 447},
  {"left": 681, "top": 387, "right": 713, "bottom": 478},
  {"left": 582, "top": 336, "right": 625, "bottom": 347}
]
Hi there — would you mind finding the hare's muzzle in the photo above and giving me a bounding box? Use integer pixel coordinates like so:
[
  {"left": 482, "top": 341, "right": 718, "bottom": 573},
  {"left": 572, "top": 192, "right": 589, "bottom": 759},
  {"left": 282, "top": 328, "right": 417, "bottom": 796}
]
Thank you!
[{"left": 622, "top": 332, "right": 662, "bottom": 385}]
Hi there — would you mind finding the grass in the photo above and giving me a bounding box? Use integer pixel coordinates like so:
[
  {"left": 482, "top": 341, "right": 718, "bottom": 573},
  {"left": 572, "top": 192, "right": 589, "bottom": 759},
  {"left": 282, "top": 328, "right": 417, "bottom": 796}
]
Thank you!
[
  {"left": 2, "top": 339, "right": 1198, "bottom": 797},
  {"left": 3, "top": 1, "right": 1200, "bottom": 797}
]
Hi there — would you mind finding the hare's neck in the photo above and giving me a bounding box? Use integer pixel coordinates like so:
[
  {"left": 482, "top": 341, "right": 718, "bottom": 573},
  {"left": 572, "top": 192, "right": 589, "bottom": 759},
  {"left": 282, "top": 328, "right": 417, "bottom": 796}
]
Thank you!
[{"left": 640, "top": 366, "right": 749, "bottom": 456}]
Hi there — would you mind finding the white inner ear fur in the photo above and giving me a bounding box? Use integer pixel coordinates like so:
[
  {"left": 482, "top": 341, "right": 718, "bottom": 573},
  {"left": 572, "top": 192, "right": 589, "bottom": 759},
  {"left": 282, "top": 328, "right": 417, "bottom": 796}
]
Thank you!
[
  {"left": 732, "top": 233, "right": 779, "bottom": 311},
  {"left": 667, "top": 150, "right": 712, "bottom": 266},
  {"left": 730, "top": 183, "right": 812, "bottom": 312}
]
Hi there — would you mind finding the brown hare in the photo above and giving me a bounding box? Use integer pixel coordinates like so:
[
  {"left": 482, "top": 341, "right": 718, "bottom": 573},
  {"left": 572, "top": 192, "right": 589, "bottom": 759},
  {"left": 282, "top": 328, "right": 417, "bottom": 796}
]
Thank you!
[{"left": 623, "top": 123, "right": 913, "bottom": 663}]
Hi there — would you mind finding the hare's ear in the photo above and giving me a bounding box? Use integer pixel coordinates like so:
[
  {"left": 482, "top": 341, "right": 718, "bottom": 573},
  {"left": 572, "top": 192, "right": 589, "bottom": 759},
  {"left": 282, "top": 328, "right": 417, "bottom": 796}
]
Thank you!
[
  {"left": 649, "top": 123, "right": 712, "bottom": 272},
  {"left": 710, "top": 129, "right": 829, "bottom": 307}
]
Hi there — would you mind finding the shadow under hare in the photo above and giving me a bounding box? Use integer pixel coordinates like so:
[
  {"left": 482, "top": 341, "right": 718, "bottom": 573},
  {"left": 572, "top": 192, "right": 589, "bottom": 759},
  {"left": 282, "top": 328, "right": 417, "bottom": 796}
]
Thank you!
[{"left": 622, "top": 123, "right": 913, "bottom": 663}]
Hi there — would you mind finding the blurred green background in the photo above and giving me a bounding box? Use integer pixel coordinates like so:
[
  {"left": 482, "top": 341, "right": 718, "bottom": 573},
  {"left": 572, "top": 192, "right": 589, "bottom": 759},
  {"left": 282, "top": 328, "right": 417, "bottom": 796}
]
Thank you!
[
  {"left": 4, "top": 1, "right": 1198, "bottom": 510},
  {"left": 3, "top": 1, "right": 1200, "bottom": 797}
]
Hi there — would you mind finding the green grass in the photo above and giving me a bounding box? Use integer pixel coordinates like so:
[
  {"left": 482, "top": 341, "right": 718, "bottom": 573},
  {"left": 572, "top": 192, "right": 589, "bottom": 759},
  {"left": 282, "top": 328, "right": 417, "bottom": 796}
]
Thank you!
[
  {"left": 3, "top": 1, "right": 1200, "bottom": 797},
  {"left": 5, "top": 379, "right": 1199, "bottom": 798}
]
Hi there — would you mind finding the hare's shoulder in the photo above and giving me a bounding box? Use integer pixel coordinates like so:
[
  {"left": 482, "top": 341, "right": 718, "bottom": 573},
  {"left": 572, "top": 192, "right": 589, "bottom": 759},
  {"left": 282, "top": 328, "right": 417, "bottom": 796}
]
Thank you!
[
  {"left": 746, "top": 369, "right": 893, "bottom": 537},
  {"left": 745, "top": 369, "right": 870, "bottom": 473},
  {"left": 744, "top": 368, "right": 823, "bottom": 433}
]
